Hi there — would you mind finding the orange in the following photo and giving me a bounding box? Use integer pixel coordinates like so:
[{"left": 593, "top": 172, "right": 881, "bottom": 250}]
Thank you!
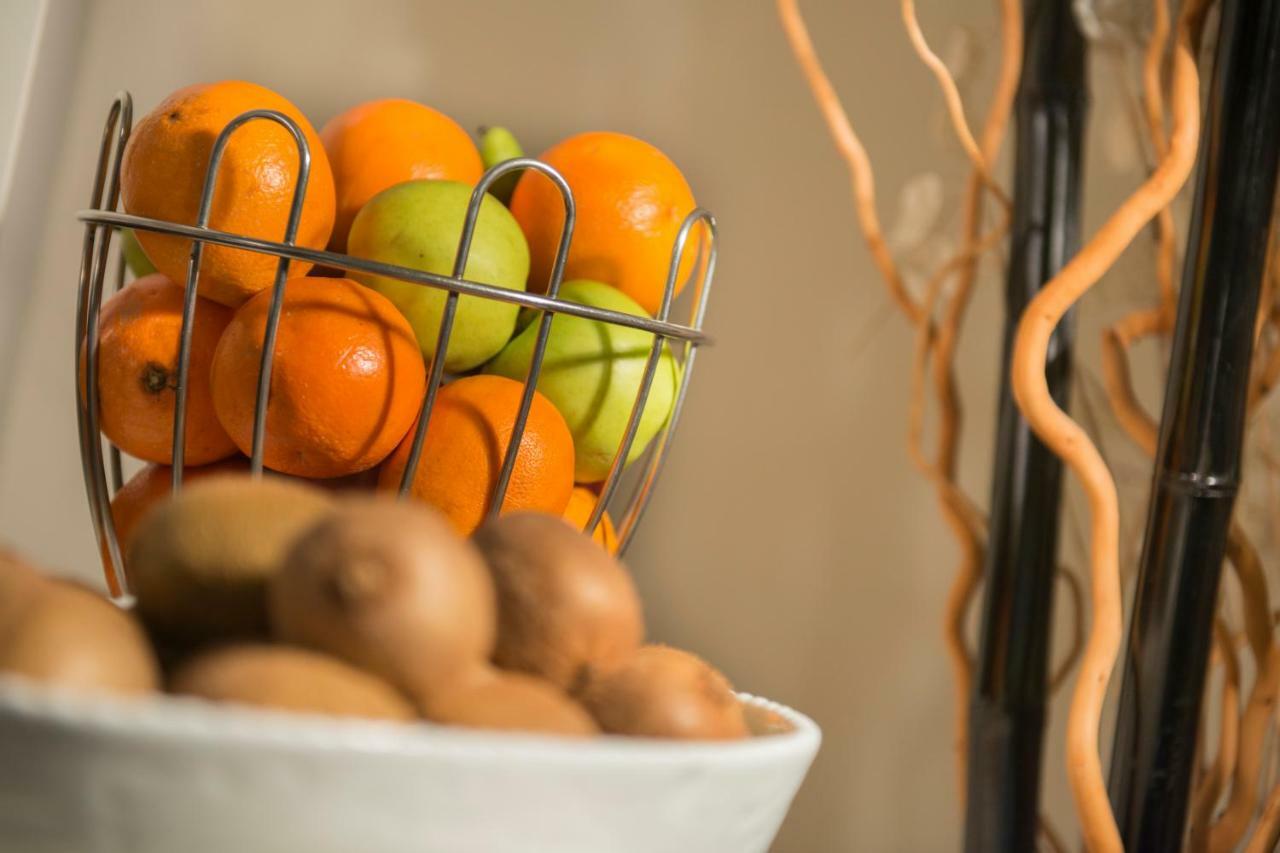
[
  {"left": 509, "top": 131, "right": 697, "bottom": 316},
  {"left": 320, "top": 98, "right": 483, "bottom": 252},
  {"left": 109, "top": 458, "right": 249, "bottom": 565},
  {"left": 87, "top": 273, "right": 237, "bottom": 466},
  {"left": 562, "top": 486, "right": 619, "bottom": 554},
  {"left": 378, "top": 375, "right": 575, "bottom": 535},
  {"left": 121, "top": 81, "right": 336, "bottom": 308},
  {"left": 210, "top": 277, "right": 425, "bottom": 478}
]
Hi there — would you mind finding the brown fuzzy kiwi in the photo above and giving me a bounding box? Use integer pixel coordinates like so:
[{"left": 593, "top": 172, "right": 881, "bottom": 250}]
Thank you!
[
  {"left": 171, "top": 644, "right": 415, "bottom": 721},
  {"left": 0, "top": 579, "right": 159, "bottom": 695},
  {"left": 126, "top": 474, "right": 335, "bottom": 641},
  {"left": 742, "top": 703, "right": 794, "bottom": 737},
  {"left": 423, "top": 666, "right": 598, "bottom": 737},
  {"left": 577, "top": 645, "right": 749, "bottom": 740},
  {"left": 472, "top": 513, "right": 643, "bottom": 693},
  {"left": 0, "top": 546, "right": 48, "bottom": 629},
  {"left": 270, "top": 497, "right": 496, "bottom": 705}
]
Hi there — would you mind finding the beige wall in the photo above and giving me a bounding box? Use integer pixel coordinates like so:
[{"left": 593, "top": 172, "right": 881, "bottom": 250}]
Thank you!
[{"left": 0, "top": 1, "right": 1161, "bottom": 849}]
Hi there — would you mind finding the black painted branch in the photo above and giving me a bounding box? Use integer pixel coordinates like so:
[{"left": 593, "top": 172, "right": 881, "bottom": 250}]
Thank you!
[
  {"left": 963, "top": 2, "right": 1085, "bottom": 850},
  {"left": 1107, "top": 0, "right": 1280, "bottom": 847}
]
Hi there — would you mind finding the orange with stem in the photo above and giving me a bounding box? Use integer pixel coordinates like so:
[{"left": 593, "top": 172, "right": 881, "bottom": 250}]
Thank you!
[{"left": 87, "top": 273, "right": 237, "bottom": 467}]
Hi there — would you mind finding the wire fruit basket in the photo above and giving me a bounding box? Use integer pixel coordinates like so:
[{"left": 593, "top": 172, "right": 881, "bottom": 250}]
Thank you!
[{"left": 74, "top": 92, "right": 716, "bottom": 601}]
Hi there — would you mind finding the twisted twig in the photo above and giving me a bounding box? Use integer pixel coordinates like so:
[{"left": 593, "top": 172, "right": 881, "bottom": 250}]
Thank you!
[
  {"left": 1038, "top": 817, "right": 1067, "bottom": 853},
  {"left": 1009, "top": 3, "right": 1202, "bottom": 846},
  {"left": 1245, "top": 778, "right": 1280, "bottom": 853},
  {"left": 1142, "top": 0, "right": 1179, "bottom": 316},
  {"left": 1188, "top": 619, "right": 1241, "bottom": 851},
  {"left": 1098, "top": 0, "right": 1178, "bottom": 461},
  {"left": 1209, "top": 526, "right": 1280, "bottom": 851},
  {"left": 1049, "top": 567, "right": 1086, "bottom": 692},
  {"left": 899, "top": 0, "right": 1021, "bottom": 799},
  {"left": 775, "top": 0, "right": 923, "bottom": 325},
  {"left": 1101, "top": 13, "right": 1279, "bottom": 842},
  {"left": 1100, "top": 307, "right": 1164, "bottom": 456},
  {"left": 777, "top": 0, "right": 1019, "bottom": 802}
]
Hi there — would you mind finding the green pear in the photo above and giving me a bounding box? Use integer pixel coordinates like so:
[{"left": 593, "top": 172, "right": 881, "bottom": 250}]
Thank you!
[
  {"left": 347, "top": 180, "right": 529, "bottom": 372},
  {"left": 486, "top": 279, "right": 680, "bottom": 483},
  {"left": 478, "top": 125, "right": 524, "bottom": 205},
  {"left": 121, "top": 229, "right": 156, "bottom": 278}
]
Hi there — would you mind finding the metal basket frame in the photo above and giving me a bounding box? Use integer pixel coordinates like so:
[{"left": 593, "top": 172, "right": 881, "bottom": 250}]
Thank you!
[{"left": 75, "top": 91, "right": 715, "bottom": 601}]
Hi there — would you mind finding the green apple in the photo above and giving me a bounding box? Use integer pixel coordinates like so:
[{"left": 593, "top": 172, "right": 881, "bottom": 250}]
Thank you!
[
  {"left": 478, "top": 125, "right": 524, "bottom": 205},
  {"left": 347, "top": 180, "right": 529, "bottom": 372},
  {"left": 486, "top": 279, "right": 680, "bottom": 483},
  {"left": 121, "top": 229, "right": 156, "bottom": 278}
]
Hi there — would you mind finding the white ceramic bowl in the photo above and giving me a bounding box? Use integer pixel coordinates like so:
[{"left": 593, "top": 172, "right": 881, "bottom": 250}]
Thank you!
[{"left": 0, "top": 676, "right": 819, "bottom": 853}]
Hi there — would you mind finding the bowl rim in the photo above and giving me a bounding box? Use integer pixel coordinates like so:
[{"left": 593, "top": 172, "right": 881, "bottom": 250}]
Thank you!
[{"left": 0, "top": 674, "right": 821, "bottom": 765}]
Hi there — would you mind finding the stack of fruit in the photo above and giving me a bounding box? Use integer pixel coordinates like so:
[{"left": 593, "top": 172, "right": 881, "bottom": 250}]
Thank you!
[
  {"left": 97, "top": 80, "right": 702, "bottom": 556},
  {"left": 28, "top": 80, "right": 764, "bottom": 741},
  {"left": 1, "top": 478, "right": 786, "bottom": 741}
]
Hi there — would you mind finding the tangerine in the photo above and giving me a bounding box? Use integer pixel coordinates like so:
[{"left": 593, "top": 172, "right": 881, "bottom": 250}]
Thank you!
[
  {"left": 509, "top": 131, "right": 698, "bottom": 316},
  {"left": 562, "top": 486, "right": 619, "bottom": 554},
  {"left": 210, "top": 277, "right": 425, "bottom": 478},
  {"left": 378, "top": 375, "right": 575, "bottom": 535},
  {"left": 108, "top": 458, "right": 249, "bottom": 566},
  {"left": 320, "top": 98, "right": 483, "bottom": 251},
  {"left": 121, "top": 80, "right": 336, "bottom": 307},
  {"left": 87, "top": 273, "right": 236, "bottom": 466}
]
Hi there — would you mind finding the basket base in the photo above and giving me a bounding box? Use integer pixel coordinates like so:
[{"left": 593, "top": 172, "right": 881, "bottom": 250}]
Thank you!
[{"left": 0, "top": 677, "right": 819, "bottom": 853}]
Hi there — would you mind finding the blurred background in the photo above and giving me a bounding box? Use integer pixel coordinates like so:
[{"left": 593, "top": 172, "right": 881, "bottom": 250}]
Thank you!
[{"left": 0, "top": 0, "right": 1170, "bottom": 849}]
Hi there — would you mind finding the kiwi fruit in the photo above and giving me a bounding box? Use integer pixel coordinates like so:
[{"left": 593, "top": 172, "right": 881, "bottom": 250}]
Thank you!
[
  {"left": 473, "top": 512, "right": 643, "bottom": 692},
  {"left": 742, "top": 703, "right": 793, "bottom": 737},
  {"left": 171, "top": 644, "right": 415, "bottom": 721},
  {"left": 270, "top": 497, "right": 496, "bottom": 705},
  {"left": 424, "top": 666, "right": 599, "bottom": 737},
  {"left": 126, "top": 474, "right": 334, "bottom": 641},
  {"left": 0, "top": 546, "right": 48, "bottom": 628},
  {"left": 577, "top": 645, "right": 749, "bottom": 740},
  {"left": 0, "top": 578, "right": 159, "bottom": 695}
]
